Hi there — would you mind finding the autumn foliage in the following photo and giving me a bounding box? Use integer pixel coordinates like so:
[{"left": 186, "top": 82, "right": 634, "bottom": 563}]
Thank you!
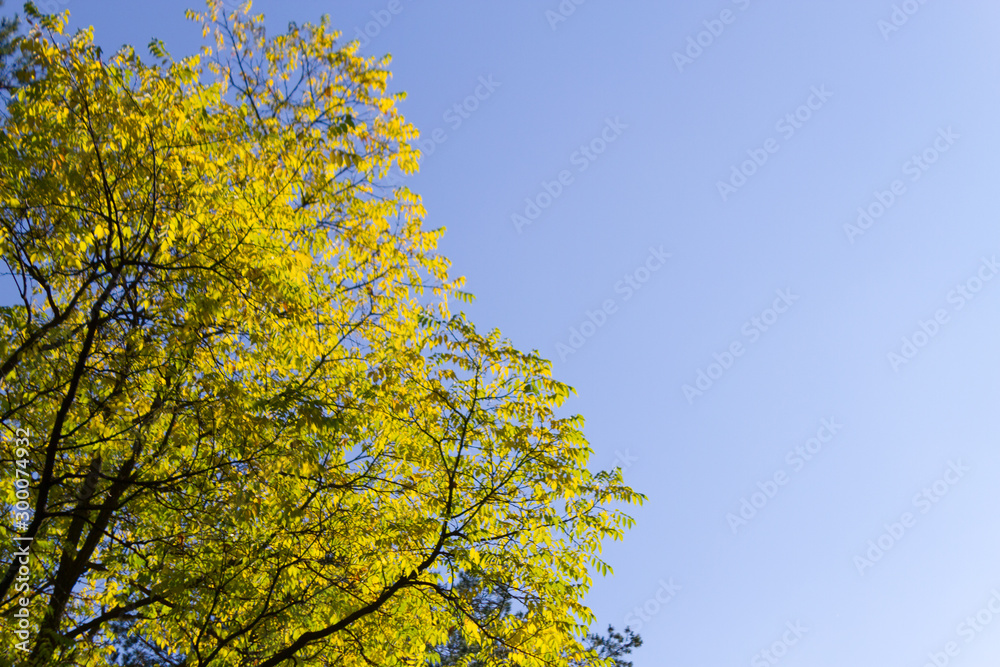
[{"left": 0, "top": 2, "right": 641, "bottom": 665}]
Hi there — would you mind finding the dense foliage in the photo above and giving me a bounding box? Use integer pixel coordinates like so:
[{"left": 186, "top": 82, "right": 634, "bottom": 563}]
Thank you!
[{"left": 0, "top": 2, "right": 641, "bottom": 665}]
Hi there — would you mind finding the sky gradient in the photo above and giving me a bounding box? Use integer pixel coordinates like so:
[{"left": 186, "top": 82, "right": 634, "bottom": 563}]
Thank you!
[{"left": 5, "top": 1, "right": 1000, "bottom": 665}]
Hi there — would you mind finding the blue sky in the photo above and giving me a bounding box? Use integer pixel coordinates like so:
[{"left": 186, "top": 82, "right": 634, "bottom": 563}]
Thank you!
[{"left": 7, "top": 1, "right": 1000, "bottom": 665}]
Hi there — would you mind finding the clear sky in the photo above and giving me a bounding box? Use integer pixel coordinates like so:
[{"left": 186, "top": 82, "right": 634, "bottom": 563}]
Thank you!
[{"left": 6, "top": 1, "right": 1000, "bottom": 665}]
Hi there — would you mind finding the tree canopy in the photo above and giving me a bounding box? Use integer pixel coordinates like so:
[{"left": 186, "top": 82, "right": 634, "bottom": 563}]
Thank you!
[
  {"left": 0, "top": 0, "right": 23, "bottom": 100},
  {"left": 0, "top": 2, "right": 642, "bottom": 665}
]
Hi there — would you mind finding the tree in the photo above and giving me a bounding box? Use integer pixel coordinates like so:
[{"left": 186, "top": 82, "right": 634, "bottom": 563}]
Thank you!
[
  {"left": 435, "top": 573, "right": 642, "bottom": 667},
  {"left": 436, "top": 573, "right": 517, "bottom": 667},
  {"left": 107, "top": 616, "right": 180, "bottom": 666},
  {"left": 0, "top": 2, "right": 642, "bottom": 666},
  {"left": 581, "top": 626, "right": 642, "bottom": 667},
  {"left": 0, "top": 0, "right": 23, "bottom": 99}
]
